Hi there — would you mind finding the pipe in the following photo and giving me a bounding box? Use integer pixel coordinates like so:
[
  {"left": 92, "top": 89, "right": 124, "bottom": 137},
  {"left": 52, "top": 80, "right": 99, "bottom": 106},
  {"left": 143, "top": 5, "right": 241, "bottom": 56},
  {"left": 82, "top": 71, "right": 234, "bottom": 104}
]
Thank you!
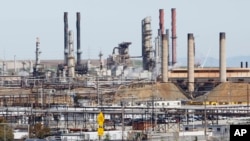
[
  {"left": 162, "top": 34, "right": 168, "bottom": 83},
  {"left": 76, "top": 12, "right": 82, "bottom": 65},
  {"left": 112, "top": 47, "right": 120, "bottom": 54},
  {"left": 171, "top": 8, "right": 177, "bottom": 65},
  {"left": 64, "top": 12, "right": 69, "bottom": 65},
  {"left": 219, "top": 32, "right": 226, "bottom": 82},
  {"left": 159, "top": 9, "right": 164, "bottom": 35},
  {"left": 188, "top": 33, "right": 194, "bottom": 93}
]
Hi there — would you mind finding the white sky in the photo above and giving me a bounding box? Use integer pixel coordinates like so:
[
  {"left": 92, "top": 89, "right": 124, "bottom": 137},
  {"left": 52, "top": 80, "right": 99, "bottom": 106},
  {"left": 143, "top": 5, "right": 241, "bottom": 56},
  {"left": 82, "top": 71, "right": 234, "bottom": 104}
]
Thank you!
[{"left": 0, "top": 0, "right": 250, "bottom": 61}]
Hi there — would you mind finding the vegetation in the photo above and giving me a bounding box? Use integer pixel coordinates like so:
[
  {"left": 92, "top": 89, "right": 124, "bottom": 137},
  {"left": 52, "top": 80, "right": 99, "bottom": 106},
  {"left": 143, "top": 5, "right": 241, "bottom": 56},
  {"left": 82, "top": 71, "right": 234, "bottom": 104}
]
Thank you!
[
  {"left": 30, "top": 122, "right": 50, "bottom": 139},
  {"left": 0, "top": 118, "right": 14, "bottom": 141}
]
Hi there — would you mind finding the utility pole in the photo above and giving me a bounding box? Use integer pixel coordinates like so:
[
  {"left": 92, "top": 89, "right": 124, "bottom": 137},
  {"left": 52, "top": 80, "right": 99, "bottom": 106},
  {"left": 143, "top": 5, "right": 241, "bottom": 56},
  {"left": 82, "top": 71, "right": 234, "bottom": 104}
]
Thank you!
[
  {"left": 247, "top": 83, "right": 249, "bottom": 115},
  {"left": 122, "top": 103, "right": 124, "bottom": 141},
  {"left": 97, "top": 75, "right": 99, "bottom": 106}
]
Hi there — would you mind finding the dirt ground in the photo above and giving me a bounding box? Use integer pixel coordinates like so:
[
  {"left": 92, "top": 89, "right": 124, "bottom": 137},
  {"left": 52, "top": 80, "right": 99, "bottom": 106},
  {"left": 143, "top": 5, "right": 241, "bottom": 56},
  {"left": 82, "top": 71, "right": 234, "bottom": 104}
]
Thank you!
[
  {"left": 114, "top": 82, "right": 188, "bottom": 103},
  {"left": 195, "top": 82, "right": 250, "bottom": 103}
]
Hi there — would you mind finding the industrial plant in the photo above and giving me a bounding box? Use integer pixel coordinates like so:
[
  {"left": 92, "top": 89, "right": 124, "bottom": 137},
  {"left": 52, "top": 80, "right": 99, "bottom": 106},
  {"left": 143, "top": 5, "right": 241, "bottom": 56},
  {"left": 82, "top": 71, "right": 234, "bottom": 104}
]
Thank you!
[{"left": 1, "top": 8, "right": 250, "bottom": 141}]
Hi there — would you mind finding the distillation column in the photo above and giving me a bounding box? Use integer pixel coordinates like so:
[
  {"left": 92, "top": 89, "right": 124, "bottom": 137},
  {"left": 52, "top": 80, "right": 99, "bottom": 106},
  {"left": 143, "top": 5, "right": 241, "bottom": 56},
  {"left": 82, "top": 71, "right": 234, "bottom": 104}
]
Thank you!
[
  {"left": 142, "top": 17, "right": 154, "bottom": 71},
  {"left": 33, "top": 37, "right": 42, "bottom": 77},
  {"left": 35, "top": 37, "right": 41, "bottom": 67},
  {"left": 68, "top": 30, "right": 75, "bottom": 78}
]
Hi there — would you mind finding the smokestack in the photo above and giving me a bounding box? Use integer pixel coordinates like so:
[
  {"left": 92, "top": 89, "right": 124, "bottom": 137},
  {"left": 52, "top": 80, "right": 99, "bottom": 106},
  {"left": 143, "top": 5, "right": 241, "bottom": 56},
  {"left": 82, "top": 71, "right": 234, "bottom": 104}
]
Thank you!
[
  {"left": 162, "top": 34, "right": 168, "bottom": 82},
  {"left": 171, "top": 8, "right": 177, "bottom": 65},
  {"left": 159, "top": 9, "right": 164, "bottom": 35},
  {"left": 166, "top": 29, "right": 170, "bottom": 65},
  {"left": 246, "top": 62, "right": 248, "bottom": 68},
  {"left": 219, "top": 32, "right": 226, "bottom": 82},
  {"left": 241, "top": 61, "right": 243, "bottom": 68},
  {"left": 188, "top": 33, "right": 194, "bottom": 93},
  {"left": 76, "top": 12, "right": 82, "bottom": 65},
  {"left": 64, "top": 12, "right": 69, "bottom": 65}
]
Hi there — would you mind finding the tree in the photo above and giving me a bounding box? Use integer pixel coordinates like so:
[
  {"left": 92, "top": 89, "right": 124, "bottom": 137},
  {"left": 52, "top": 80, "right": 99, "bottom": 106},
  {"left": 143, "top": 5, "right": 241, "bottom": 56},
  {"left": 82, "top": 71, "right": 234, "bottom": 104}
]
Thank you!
[
  {"left": 0, "top": 118, "right": 14, "bottom": 141},
  {"left": 30, "top": 122, "right": 50, "bottom": 139}
]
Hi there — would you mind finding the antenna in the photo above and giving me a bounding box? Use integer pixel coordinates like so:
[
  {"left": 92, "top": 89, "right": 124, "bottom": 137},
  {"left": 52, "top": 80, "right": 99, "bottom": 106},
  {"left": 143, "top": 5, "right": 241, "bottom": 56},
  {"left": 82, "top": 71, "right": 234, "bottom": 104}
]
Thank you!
[{"left": 201, "top": 46, "right": 212, "bottom": 68}]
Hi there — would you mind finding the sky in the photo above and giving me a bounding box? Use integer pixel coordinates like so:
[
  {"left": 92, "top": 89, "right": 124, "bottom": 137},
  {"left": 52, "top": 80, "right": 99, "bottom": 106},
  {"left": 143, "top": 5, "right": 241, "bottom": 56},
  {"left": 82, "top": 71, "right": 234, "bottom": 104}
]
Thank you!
[{"left": 0, "top": 0, "right": 250, "bottom": 63}]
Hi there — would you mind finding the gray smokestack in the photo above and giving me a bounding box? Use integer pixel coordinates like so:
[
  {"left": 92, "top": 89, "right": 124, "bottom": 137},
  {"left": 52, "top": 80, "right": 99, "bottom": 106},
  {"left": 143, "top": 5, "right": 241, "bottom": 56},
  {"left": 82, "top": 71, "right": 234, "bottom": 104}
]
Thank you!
[
  {"left": 162, "top": 34, "right": 168, "bottom": 83},
  {"left": 76, "top": 12, "right": 82, "bottom": 65},
  {"left": 188, "top": 33, "right": 194, "bottom": 93},
  {"left": 219, "top": 32, "right": 226, "bottom": 82},
  {"left": 64, "top": 12, "right": 69, "bottom": 65}
]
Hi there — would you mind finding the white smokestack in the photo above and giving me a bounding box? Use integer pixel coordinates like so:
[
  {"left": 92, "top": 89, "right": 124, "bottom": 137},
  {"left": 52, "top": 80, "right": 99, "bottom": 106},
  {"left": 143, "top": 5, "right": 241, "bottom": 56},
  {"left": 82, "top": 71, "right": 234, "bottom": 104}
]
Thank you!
[
  {"left": 188, "top": 33, "right": 194, "bottom": 93},
  {"left": 219, "top": 32, "right": 226, "bottom": 82}
]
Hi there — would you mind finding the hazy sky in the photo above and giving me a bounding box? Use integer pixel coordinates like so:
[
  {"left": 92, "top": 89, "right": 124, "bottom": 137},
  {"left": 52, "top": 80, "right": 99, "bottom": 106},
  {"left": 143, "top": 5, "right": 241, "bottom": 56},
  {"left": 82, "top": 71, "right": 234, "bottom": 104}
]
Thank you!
[{"left": 1, "top": 0, "right": 250, "bottom": 63}]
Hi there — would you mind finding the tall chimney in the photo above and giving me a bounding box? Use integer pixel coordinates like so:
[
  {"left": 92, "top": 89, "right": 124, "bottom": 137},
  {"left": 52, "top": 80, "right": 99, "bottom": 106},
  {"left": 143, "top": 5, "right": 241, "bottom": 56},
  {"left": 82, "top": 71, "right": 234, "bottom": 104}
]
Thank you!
[
  {"left": 76, "top": 12, "right": 82, "bottom": 65},
  {"left": 171, "top": 8, "right": 177, "bottom": 65},
  {"left": 159, "top": 9, "right": 164, "bottom": 35},
  {"left": 246, "top": 62, "right": 248, "bottom": 68},
  {"left": 166, "top": 29, "right": 170, "bottom": 65},
  {"left": 219, "top": 32, "right": 226, "bottom": 82},
  {"left": 64, "top": 12, "right": 69, "bottom": 65},
  {"left": 188, "top": 33, "right": 194, "bottom": 93},
  {"left": 162, "top": 34, "right": 168, "bottom": 83}
]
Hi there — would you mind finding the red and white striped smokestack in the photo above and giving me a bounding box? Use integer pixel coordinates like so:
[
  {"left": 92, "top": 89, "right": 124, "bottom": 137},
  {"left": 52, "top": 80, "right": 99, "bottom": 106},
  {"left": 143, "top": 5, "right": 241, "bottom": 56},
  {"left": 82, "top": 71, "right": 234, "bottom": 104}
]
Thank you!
[
  {"left": 171, "top": 8, "right": 177, "bottom": 65},
  {"left": 159, "top": 9, "right": 164, "bottom": 35}
]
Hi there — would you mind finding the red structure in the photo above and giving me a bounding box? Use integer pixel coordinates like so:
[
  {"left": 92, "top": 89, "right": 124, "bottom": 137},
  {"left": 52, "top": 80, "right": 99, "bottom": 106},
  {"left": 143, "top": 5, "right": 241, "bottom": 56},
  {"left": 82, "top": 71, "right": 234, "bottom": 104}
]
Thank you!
[
  {"left": 159, "top": 9, "right": 164, "bottom": 35},
  {"left": 171, "top": 8, "right": 177, "bottom": 65}
]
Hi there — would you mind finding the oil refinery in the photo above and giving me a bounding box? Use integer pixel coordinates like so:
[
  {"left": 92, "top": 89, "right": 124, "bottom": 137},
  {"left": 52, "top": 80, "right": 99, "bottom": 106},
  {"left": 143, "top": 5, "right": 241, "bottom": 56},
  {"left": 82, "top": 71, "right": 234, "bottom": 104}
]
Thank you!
[{"left": 0, "top": 8, "right": 250, "bottom": 141}]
